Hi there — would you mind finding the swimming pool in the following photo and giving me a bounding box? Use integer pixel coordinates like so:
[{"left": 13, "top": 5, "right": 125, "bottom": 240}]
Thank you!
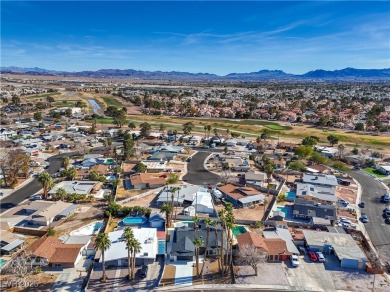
[
  {"left": 0, "top": 259, "right": 6, "bottom": 268},
  {"left": 158, "top": 240, "right": 165, "bottom": 254},
  {"left": 233, "top": 225, "right": 247, "bottom": 237},
  {"left": 106, "top": 174, "right": 116, "bottom": 181},
  {"left": 70, "top": 221, "right": 103, "bottom": 236},
  {"left": 286, "top": 191, "right": 296, "bottom": 199},
  {"left": 276, "top": 206, "right": 290, "bottom": 217},
  {"left": 123, "top": 217, "right": 147, "bottom": 226},
  {"left": 105, "top": 159, "right": 115, "bottom": 165}
]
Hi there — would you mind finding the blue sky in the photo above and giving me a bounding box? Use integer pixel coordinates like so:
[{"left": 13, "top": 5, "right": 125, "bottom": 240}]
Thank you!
[{"left": 1, "top": 1, "right": 390, "bottom": 74}]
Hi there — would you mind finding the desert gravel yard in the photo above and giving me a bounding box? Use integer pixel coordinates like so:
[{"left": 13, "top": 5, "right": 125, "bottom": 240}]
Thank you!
[
  {"left": 331, "top": 270, "right": 390, "bottom": 292},
  {"left": 236, "top": 263, "right": 289, "bottom": 286}
]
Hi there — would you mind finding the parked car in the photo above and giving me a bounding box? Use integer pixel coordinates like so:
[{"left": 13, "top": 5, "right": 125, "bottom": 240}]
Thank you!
[
  {"left": 385, "top": 218, "right": 390, "bottom": 225},
  {"left": 381, "top": 194, "right": 390, "bottom": 203},
  {"left": 316, "top": 252, "right": 325, "bottom": 262},
  {"left": 358, "top": 202, "right": 365, "bottom": 208},
  {"left": 140, "top": 265, "right": 148, "bottom": 278},
  {"left": 308, "top": 251, "right": 318, "bottom": 262},
  {"left": 360, "top": 213, "right": 369, "bottom": 223},
  {"left": 290, "top": 255, "right": 299, "bottom": 267},
  {"left": 337, "top": 178, "right": 351, "bottom": 186},
  {"left": 29, "top": 194, "right": 43, "bottom": 201}
]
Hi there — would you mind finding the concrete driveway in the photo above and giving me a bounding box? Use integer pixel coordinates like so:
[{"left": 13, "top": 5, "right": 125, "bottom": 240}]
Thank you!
[
  {"left": 182, "top": 151, "right": 221, "bottom": 186},
  {"left": 173, "top": 260, "right": 194, "bottom": 286}
]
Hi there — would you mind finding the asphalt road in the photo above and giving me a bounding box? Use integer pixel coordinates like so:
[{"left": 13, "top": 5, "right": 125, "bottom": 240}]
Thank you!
[
  {"left": 0, "top": 151, "right": 80, "bottom": 213},
  {"left": 349, "top": 171, "right": 390, "bottom": 263},
  {"left": 182, "top": 151, "right": 221, "bottom": 186}
]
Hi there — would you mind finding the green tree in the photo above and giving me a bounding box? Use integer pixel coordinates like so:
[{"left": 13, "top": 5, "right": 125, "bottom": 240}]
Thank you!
[
  {"left": 183, "top": 122, "right": 195, "bottom": 135},
  {"left": 123, "top": 134, "right": 135, "bottom": 160},
  {"left": 67, "top": 167, "right": 77, "bottom": 180},
  {"left": 89, "top": 170, "right": 101, "bottom": 181},
  {"left": 112, "top": 178, "right": 121, "bottom": 189},
  {"left": 47, "top": 227, "right": 56, "bottom": 236},
  {"left": 287, "top": 161, "right": 307, "bottom": 172},
  {"left": 134, "top": 162, "right": 147, "bottom": 173},
  {"left": 54, "top": 188, "right": 67, "bottom": 201},
  {"left": 94, "top": 233, "right": 111, "bottom": 282},
  {"left": 62, "top": 156, "right": 70, "bottom": 170},
  {"left": 194, "top": 237, "right": 203, "bottom": 278},
  {"left": 114, "top": 110, "right": 127, "bottom": 128},
  {"left": 139, "top": 122, "right": 152, "bottom": 137},
  {"left": 33, "top": 112, "right": 42, "bottom": 121},
  {"left": 159, "top": 123, "right": 166, "bottom": 134},
  {"left": 38, "top": 171, "right": 53, "bottom": 199},
  {"left": 65, "top": 108, "right": 72, "bottom": 117},
  {"left": 332, "top": 161, "right": 349, "bottom": 171},
  {"left": 327, "top": 135, "right": 339, "bottom": 146},
  {"left": 123, "top": 227, "right": 134, "bottom": 280},
  {"left": 128, "top": 122, "right": 136, "bottom": 130},
  {"left": 355, "top": 123, "right": 365, "bottom": 132},
  {"left": 311, "top": 151, "right": 329, "bottom": 165},
  {"left": 301, "top": 136, "right": 318, "bottom": 147},
  {"left": 161, "top": 203, "right": 173, "bottom": 228},
  {"left": 90, "top": 122, "right": 97, "bottom": 134},
  {"left": 260, "top": 129, "right": 270, "bottom": 141},
  {"left": 295, "top": 145, "right": 313, "bottom": 159},
  {"left": 130, "top": 238, "right": 141, "bottom": 280}
]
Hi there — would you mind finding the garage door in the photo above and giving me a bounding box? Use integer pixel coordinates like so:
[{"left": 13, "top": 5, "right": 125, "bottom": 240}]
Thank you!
[{"left": 177, "top": 256, "right": 193, "bottom": 261}]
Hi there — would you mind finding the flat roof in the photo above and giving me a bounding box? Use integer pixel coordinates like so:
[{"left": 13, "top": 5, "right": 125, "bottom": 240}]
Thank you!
[
  {"left": 1, "top": 239, "right": 24, "bottom": 252},
  {"left": 302, "top": 230, "right": 367, "bottom": 262}
]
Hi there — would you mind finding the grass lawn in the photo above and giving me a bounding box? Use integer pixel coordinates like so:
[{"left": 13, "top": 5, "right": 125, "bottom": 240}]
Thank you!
[
  {"left": 53, "top": 100, "right": 78, "bottom": 107},
  {"left": 102, "top": 96, "right": 123, "bottom": 107},
  {"left": 24, "top": 92, "right": 61, "bottom": 100},
  {"left": 364, "top": 168, "right": 388, "bottom": 178}
]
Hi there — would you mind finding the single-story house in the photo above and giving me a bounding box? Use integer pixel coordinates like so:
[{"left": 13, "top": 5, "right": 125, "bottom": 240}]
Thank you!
[
  {"left": 218, "top": 184, "right": 266, "bottom": 208},
  {"left": 225, "top": 158, "right": 251, "bottom": 172},
  {"left": 157, "top": 184, "right": 205, "bottom": 206},
  {"left": 236, "top": 231, "right": 291, "bottom": 262},
  {"left": 103, "top": 228, "right": 158, "bottom": 267},
  {"left": 48, "top": 181, "right": 99, "bottom": 197},
  {"left": 170, "top": 220, "right": 225, "bottom": 261},
  {"left": 295, "top": 182, "right": 337, "bottom": 203},
  {"left": 141, "top": 160, "right": 168, "bottom": 173},
  {"left": 378, "top": 165, "right": 390, "bottom": 175},
  {"left": 303, "top": 230, "right": 367, "bottom": 269},
  {"left": 262, "top": 226, "right": 299, "bottom": 255},
  {"left": 292, "top": 198, "right": 336, "bottom": 225},
  {"left": 148, "top": 151, "right": 176, "bottom": 162},
  {"left": 0, "top": 230, "right": 25, "bottom": 255},
  {"left": 245, "top": 172, "right": 267, "bottom": 186},
  {"left": 191, "top": 191, "right": 214, "bottom": 215},
  {"left": 23, "top": 200, "right": 77, "bottom": 226},
  {"left": 302, "top": 173, "right": 338, "bottom": 188},
  {"left": 129, "top": 173, "right": 166, "bottom": 190},
  {"left": 29, "top": 235, "right": 85, "bottom": 268}
]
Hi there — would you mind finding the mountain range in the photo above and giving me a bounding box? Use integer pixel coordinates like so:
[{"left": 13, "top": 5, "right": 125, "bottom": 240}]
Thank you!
[{"left": 1, "top": 66, "right": 390, "bottom": 81}]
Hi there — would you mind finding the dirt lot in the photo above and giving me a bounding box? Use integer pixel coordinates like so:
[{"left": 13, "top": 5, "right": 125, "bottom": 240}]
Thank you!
[
  {"left": 54, "top": 204, "right": 105, "bottom": 235},
  {"left": 236, "top": 263, "right": 289, "bottom": 286},
  {"left": 215, "top": 199, "right": 271, "bottom": 222},
  {"left": 160, "top": 264, "right": 176, "bottom": 286},
  {"left": 122, "top": 192, "right": 161, "bottom": 213},
  {"left": 193, "top": 259, "right": 232, "bottom": 285},
  {"left": 331, "top": 270, "right": 390, "bottom": 291},
  {"left": 0, "top": 273, "right": 56, "bottom": 292}
]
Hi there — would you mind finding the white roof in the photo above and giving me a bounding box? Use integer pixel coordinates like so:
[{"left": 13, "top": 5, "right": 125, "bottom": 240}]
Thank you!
[
  {"left": 49, "top": 181, "right": 98, "bottom": 195},
  {"left": 142, "top": 160, "right": 167, "bottom": 169},
  {"left": 380, "top": 165, "right": 390, "bottom": 171},
  {"left": 192, "top": 191, "right": 213, "bottom": 209},
  {"left": 302, "top": 173, "right": 338, "bottom": 186},
  {"left": 103, "top": 228, "right": 158, "bottom": 262}
]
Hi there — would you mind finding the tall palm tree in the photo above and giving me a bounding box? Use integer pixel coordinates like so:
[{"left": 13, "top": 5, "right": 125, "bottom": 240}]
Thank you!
[
  {"left": 54, "top": 187, "right": 67, "bottom": 201},
  {"left": 194, "top": 238, "right": 203, "bottom": 278},
  {"left": 130, "top": 238, "right": 142, "bottom": 280},
  {"left": 62, "top": 156, "right": 70, "bottom": 170},
  {"left": 264, "top": 162, "right": 274, "bottom": 196},
  {"left": 203, "top": 125, "right": 207, "bottom": 139},
  {"left": 218, "top": 209, "right": 226, "bottom": 274},
  {"left": 123, "top": 227, "right": 134, "bottom": 280},
  {"left": 170, "top": 186, "right": 179, "bottom": 210},
  {"left": 161, "top": 203, "right": 173, "bottom": 228},
  {"left": 95, "top": 233, "right": 111, "bottom": 282},
  {"left": 38, "top": 171, "right": 53, "bottom": 199},
  {"left": 201, "top": 218, "right": 213, "bottom": 277},
  {"left": 210, "top": 220, "right": 221, "bottom": 272},
  {"left": 192, "top": 216, "right": 199, "bottom": 240},
  {"left": 174, "top": 187, "right": 181, "bottom": 221}
]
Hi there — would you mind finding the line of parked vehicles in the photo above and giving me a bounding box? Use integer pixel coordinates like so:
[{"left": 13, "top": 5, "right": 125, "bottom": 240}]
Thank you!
[{"left": 290, "top": 251, "right": 326, "bottom": 267}]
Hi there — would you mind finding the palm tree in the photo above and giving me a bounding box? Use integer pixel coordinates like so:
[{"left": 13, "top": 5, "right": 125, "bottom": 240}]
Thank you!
[
  {"left": 130, "top": 238, "right": 142, "bottom": 280},
  {"left": 62, "top": 156, "right": 70, "bottom": 170},
  {"left": 123, "top": 227, "right": 134, "bottom": 280},
  {"left": 263, "top": 161, "right": 275, "bottom": 196},
  {"left": 194, "top": 238, "right": 203, "bottom": 278},
  {"left": 338, "top": 144, "right": 345, "bottom": 159},
  {"left": 95, "top": 233, "right": 111, "bottom": 282},
  {"left": 192, "top": 216, "right": 199, "bottom": 240},
  {"left": 218, "top": 209, "right": 226, "bottom": 274},
  {"left": 201, "top": 218, "right": 213, "bottom": 277},
  {"left": 210, "top": 220, "right": 221, "bottom": 272},
  {"left": 174, "top": 187, "right": 181, "bottom": 221},
  {"left": 203, "top": 125, "right": 207, "bottom": 138},
  {"left": 67, "top": 167, "right": 77, "bottom": 181},
  {"left": 54, "top": 188, "right": 67, "bottom": 201},
  {"left": 161, "top": 203, "right": 173, "bottom": 228},
  {"left": 38, "top": 171, "right": 53, "bottom": 199},
  {"left": 170, "top": 186, "right": 179, "bottom": 210}
]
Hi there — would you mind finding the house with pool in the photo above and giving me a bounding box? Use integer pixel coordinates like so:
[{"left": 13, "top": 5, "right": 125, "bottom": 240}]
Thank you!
[
  {"left": 48, "top": 180, "right": 103, "bottom": 198},
  {"left": 103, "top": 228, "right": 158, "bottom": 266}
]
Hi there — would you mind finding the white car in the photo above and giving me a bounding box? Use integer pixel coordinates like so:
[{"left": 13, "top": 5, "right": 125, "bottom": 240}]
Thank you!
[
  {"left": 290, "top": 255, "right": 299, "bottom": 267},
  {"left": 316, "top": 252, "right": 325, "bottom": 262}
]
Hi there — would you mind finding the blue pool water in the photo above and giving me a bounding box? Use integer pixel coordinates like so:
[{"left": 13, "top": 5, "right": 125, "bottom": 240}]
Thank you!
[
  {"left": 106, "top": 174, "right": 116, "bottom": 181},
  {"left": 158, "top": 240, "right": 165, "bottom": 254},
  {"left": 286, "top": 191, "right": 297, "bottom": 199},
  {"left": 123, "top": 217, "right": 146, "bottom": 226},
  {"left": 0, "top": 259, "right": 6, "bottom": 267},
  {"left": 276, "top": 206, "right": 290, "bottom": 217}
]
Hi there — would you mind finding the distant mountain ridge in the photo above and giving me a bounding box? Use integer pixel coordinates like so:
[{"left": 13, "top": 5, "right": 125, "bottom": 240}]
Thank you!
[{"left": 1, "top": 66, "right": 390, "bottom": 80}]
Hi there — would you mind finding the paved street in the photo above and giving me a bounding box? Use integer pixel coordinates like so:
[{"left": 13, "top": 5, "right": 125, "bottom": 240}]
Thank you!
[
  {"left": 0, "top": 151, "right": 80, "bottom": 213},
  {"left": 349, "top": 171, "right": 390, "bottom": 263},
  {"left": 182, "top": 151, "right": 221, "bottom": 186}
]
